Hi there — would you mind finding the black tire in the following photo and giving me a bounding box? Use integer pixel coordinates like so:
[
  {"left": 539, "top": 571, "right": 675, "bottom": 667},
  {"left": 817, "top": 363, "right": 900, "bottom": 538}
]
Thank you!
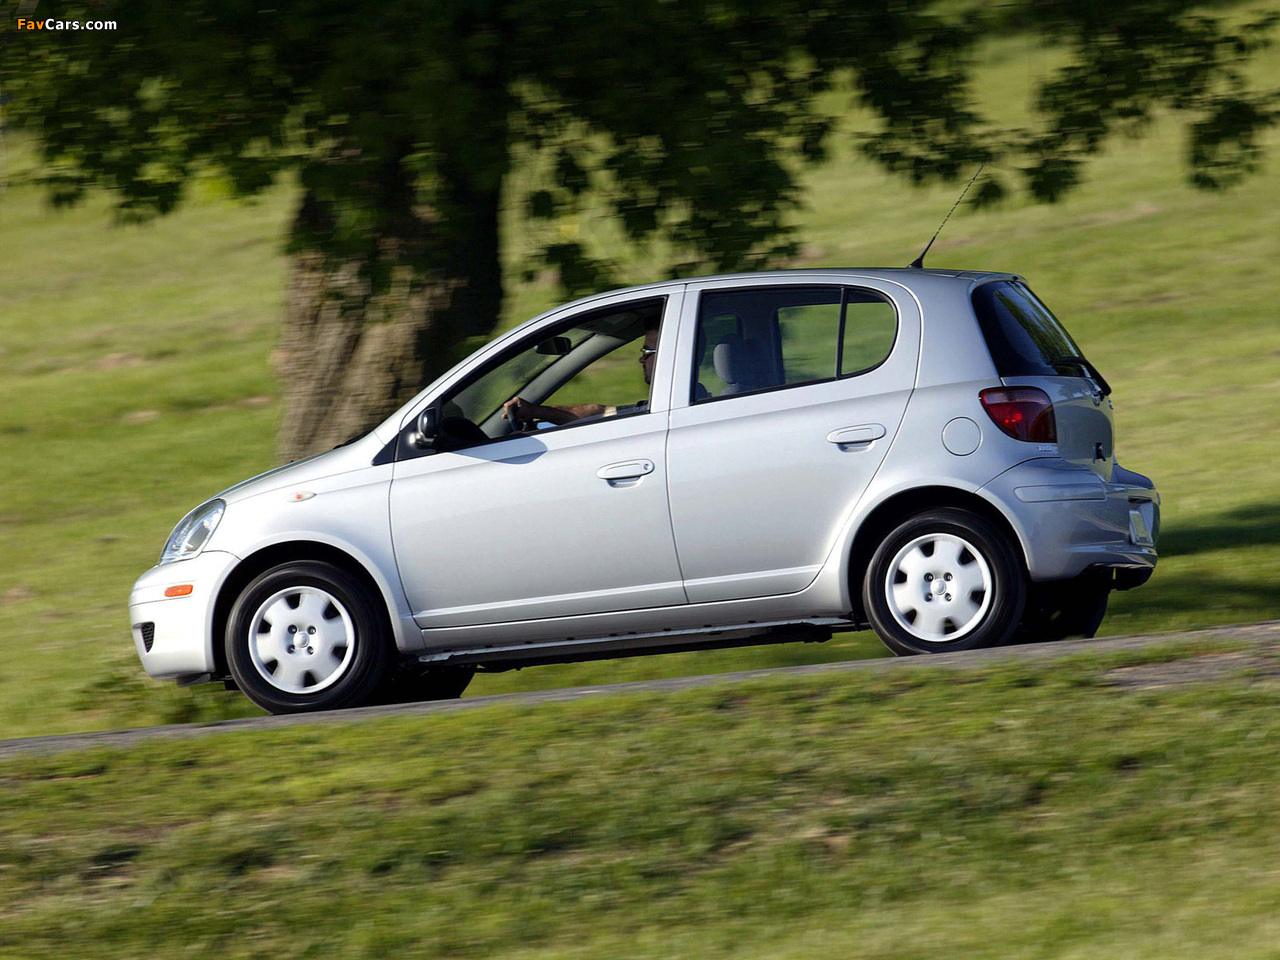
[
  {"left": 1019, "top": 573, "right": 1111, "bottom": 643},
  {"left": 862, "top": 508, "right": 1026, "bottom": 656},
  {"left": 374, "top": 665, "right": 475, "bottom": 705},
  {"left": 226, "top": 561, "right": 391, "bottom": 714}
]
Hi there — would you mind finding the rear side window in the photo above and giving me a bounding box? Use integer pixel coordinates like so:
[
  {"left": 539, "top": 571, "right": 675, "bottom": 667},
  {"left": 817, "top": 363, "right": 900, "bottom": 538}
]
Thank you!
[
  {"left": 776, "top": 296, "right": 843, "bottom": 386},
  {"left": 972, "top": 281, "right": 1084, "bottom": 377},
  {"left": 692, "top": 286, "right": 896, "bottom": 402}
]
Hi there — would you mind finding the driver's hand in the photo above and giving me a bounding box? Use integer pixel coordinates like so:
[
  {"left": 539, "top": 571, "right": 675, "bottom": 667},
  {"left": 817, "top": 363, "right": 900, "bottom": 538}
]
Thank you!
[{"left": 503, "top": 397, "right": 533, "bottom": 424}]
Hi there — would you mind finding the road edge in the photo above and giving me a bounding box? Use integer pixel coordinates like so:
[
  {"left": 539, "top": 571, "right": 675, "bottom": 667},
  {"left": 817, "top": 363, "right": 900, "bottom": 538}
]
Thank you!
[{"left": 4, "top": 620, "right": 1278, "bottom": 759}]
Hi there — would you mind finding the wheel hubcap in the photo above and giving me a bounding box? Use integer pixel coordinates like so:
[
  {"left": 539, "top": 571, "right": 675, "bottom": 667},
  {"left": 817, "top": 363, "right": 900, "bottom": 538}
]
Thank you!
[
  {"left": 885, "top": 533, "right": 993, "bottom": 642},
  {"left": 247, "top": 587, "right": 355, "bottom": 694}
]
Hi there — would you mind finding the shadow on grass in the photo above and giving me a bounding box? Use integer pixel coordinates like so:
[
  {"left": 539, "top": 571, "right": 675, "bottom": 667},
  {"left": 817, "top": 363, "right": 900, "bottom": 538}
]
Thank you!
[
  {"left": 1159, "top": 503, "right": 1280, "bottom": 558},
  {"left": 1112, "top": 568, "right": 1280, "bottom": 624}
]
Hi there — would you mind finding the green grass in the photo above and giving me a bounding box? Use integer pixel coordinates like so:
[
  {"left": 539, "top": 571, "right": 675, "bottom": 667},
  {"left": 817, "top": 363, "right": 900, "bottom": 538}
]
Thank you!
[
  {"left": 2, "top": 22, "right": 1280, "bottom": 736},
  {"left": 4, "top": 643, "right": 1280, "bottom": 958}
]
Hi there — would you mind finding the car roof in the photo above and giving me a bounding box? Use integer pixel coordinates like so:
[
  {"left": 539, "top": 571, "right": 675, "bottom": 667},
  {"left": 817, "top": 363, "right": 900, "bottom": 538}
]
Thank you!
[{"left": 554, "top": 267, "right": 1021, "bottom": 313}]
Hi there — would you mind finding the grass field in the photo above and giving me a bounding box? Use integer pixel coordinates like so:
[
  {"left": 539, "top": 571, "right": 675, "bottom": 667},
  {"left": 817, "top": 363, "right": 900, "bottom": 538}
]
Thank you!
[
  {"left": 1, "top": 22, "right": 1279, "bottom": 737},
  {"left": 5, "top": 640, "right": 1280, "bottom": 958}
]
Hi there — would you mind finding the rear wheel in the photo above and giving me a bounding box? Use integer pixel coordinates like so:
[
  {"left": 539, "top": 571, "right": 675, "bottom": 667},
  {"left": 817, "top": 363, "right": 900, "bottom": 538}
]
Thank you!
[
  {"left": 226, "top": 561, "right": 390, "bottom": 714},
  {"left": 863, "top": 508, "right": 1026, "bottom": 656}
]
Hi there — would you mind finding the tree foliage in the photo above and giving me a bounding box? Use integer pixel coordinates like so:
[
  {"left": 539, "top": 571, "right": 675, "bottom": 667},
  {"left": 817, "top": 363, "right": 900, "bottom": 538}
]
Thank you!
[{"left": 10, "top": 0, "right": 1275, "bottom": 272}]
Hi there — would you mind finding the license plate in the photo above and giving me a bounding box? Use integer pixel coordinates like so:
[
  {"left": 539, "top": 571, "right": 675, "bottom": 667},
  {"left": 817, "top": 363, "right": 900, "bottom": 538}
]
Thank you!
[{"left": 1128, "top": 502, "right": 1155, "bottom": 547}]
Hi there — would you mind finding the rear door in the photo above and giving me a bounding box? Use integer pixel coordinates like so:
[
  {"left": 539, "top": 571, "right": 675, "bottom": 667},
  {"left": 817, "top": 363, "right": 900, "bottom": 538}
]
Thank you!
[
  {"left": 665, "top": 277, "right": 921, "bottom": 603},
  {"left": 971, "top": 280, "right": 1115, "bottom": 480}
]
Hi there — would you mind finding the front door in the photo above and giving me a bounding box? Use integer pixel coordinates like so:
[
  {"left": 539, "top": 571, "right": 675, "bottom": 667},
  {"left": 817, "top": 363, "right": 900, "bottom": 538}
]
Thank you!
[{"left": 390, "top": 291, "right": 686, "bottom": 634}]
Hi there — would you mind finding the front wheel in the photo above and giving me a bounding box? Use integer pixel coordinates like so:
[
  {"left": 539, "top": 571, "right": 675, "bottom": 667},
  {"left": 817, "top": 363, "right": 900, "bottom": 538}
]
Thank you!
[
  {"left": 226, "top": 561, "right": 391, "bottom": 714},
  {"left": 862, "top": 508, "right": 1026, "bottom": 656}
]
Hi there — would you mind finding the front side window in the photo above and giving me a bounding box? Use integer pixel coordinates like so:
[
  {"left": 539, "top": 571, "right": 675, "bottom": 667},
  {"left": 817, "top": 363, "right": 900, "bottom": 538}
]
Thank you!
[
  {"left": 432, "top": 298, "right": 665, "bottom": 449},
  {"left": 692, "top": 285, "right": 896, "bottom": 402}
]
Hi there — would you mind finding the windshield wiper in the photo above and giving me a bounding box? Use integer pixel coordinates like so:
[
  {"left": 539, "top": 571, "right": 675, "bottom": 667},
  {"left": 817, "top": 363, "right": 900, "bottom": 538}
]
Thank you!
[{"left": 1051, "top": 355, "right": 1111, "bottom": 398}]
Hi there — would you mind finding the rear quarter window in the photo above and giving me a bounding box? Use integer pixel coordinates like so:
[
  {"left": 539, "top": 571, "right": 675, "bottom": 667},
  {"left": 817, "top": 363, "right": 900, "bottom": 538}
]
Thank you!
[
  {"left": 840, "top": 296, "right": 898, "bottom": 376},
  {"left": 971, "top": 281, "right": 1083, "bottom": 378}
]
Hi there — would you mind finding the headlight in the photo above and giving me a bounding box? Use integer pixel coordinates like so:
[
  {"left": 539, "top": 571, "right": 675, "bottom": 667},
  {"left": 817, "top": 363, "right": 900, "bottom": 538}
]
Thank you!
[{"left": 160, "top": 500, "right": 226, "bottom": 564}]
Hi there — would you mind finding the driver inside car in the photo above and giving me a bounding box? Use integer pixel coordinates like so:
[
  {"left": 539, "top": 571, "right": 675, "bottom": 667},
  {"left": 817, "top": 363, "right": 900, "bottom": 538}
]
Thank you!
[{"left": 502, "top": 316, "right": 659, "bottom": 428}]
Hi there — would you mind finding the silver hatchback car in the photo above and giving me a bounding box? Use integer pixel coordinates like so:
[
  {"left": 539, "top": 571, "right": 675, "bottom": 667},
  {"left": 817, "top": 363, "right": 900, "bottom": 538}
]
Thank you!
[{"left": 130, "top": 269, "right": 1159, "bottom": 714}]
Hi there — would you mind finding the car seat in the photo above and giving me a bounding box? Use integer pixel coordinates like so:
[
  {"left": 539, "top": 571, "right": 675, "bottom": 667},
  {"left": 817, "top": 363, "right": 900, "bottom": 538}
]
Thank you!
[{"left": 713, "top": 334, "right": 769, "bottom": 395}]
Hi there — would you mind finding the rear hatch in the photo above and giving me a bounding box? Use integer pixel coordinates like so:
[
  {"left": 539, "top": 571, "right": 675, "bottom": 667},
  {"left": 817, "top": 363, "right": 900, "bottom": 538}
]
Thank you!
[{"left": 972, "top": 280, "right": 1114, "bottom": 481}]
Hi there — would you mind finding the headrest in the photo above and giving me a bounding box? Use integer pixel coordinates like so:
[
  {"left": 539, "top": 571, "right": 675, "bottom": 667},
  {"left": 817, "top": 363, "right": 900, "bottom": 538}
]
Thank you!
[{"left": 713, "top": 335, "right": 766, "bottom": 390}]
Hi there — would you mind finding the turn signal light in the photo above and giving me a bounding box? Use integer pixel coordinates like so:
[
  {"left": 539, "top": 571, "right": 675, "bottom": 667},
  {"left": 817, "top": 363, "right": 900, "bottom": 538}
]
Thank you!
[
  {"left": 979, "top": 387, "right": 1057, "bottom": 443},
  {"left": 164, "top": 584, "right": 194, "bottom": 598}
]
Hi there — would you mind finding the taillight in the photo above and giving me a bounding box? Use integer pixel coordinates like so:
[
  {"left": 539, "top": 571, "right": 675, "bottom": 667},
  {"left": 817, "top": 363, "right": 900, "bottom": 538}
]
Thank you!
[{"left": 979, "top": 387, "right": 1057, "bottom": 443}]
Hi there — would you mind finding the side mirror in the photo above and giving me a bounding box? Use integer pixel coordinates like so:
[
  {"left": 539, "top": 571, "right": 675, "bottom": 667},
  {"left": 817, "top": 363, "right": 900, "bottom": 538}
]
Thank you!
[
  {"left": 410, "top": 407, "right": 438, "bottom": 449},
  {"left": 535, "top": 336, "right": 572, "bottom": 357}
]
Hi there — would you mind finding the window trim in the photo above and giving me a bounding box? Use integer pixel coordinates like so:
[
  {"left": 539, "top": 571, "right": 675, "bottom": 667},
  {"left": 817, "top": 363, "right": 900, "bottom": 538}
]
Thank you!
[{"left": 688, "top": 284, "right": 899, "bottom": 406}]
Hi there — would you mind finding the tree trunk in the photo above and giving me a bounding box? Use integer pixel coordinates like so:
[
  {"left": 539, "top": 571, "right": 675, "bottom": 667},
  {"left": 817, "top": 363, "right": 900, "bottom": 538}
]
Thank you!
[{"left": 275, "top": 176, "right": 503, "bottom": 462}]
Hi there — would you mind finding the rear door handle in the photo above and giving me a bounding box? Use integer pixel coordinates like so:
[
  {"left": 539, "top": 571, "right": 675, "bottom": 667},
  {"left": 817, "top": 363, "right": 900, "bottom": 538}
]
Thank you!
[
  {"left": 827, "top": 424, "right": 886, "bottom": 446},
  {"left": 596, "top": 459, "right": 655, "bottom": 481}
]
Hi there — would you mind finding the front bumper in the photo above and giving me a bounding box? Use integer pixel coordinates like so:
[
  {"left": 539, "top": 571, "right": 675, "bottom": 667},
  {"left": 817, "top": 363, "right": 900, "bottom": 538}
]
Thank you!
[
  {"left": 128, "top": 550, "right": 240, "bottom": 681},
  {"left": 981, "top": 459, "right": 1160, "bottom": 583}
]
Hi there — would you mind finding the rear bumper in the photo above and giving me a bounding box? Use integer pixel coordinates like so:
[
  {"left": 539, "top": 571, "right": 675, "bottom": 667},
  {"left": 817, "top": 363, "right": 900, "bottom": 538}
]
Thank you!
[
  {"left": 128, "top": 550, "right": 240, "bottom": 681},
  {"left": 981, "top": 459, "right": 1159, "bottom": 583}
]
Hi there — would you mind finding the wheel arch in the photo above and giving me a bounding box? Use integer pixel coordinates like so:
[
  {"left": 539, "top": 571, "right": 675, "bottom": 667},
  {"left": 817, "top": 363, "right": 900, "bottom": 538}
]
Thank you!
[
  {"left": 844, "top": 485, "right": 1028, "bottom": 622},
  {"left": 211, "top": 540, "right": 400, "bottom": 680}
]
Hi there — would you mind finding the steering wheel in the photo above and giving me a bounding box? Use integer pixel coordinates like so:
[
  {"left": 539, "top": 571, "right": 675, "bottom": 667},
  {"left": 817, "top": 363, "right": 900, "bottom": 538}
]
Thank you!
[{"left": 506, "top": 402, "right": 524, "bottom": 434}]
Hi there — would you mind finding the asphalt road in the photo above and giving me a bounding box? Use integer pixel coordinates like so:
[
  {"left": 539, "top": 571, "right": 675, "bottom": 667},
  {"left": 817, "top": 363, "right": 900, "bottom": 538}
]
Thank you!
[{"left": 3, "top": 620, "right": 1278, "bottom": 759}]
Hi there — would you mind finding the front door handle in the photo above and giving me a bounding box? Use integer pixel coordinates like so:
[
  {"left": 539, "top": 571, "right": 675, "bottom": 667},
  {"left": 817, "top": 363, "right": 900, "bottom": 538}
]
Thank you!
[
  {"left": 596, "top": 459, "right": 655, "bottom": 481},
  {"left": 827, "top": 424, "right": 886, "bottom": 446}
]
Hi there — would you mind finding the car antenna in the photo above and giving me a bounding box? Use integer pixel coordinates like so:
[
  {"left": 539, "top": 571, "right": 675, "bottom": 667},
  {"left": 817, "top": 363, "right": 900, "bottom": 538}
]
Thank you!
[{"left": 909, "top": 165, "right": 984, "bottom": 269}]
